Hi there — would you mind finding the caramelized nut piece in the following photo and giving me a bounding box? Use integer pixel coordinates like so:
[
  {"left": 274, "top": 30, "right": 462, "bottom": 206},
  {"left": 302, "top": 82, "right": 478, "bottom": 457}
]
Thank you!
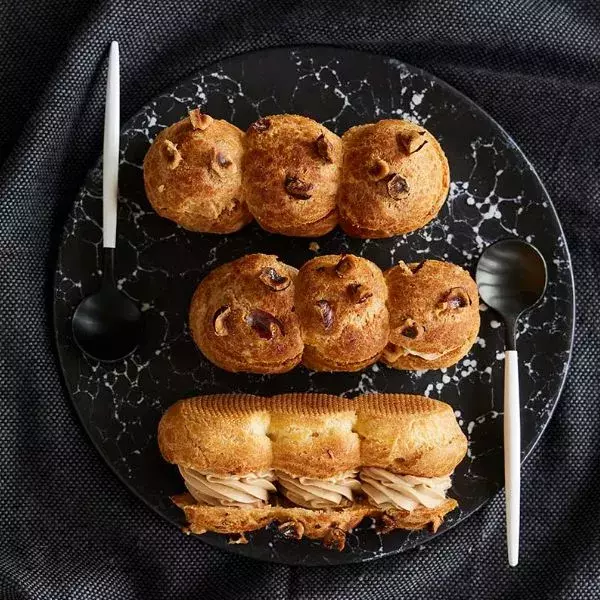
[
  {"left": 334, "top": 255, "right": 353, "bottom": 277},
  {"left": 284, "top": 175, "right": 313, "bottom": 200},
  {"left": 399, "top": 318, "right": 425, "bottom": 340},
  {"left": 163, "top": 139, "right": 182, "bottom": 169},
  {"left": 347, "top": 283, "right": 373, "bottom": 304},
  {"left": 258, "top": 267, "right": 291, "bottom": 291},
  {"left": 397, "top": 130, "right": 428, "bottom": 154},
  {"left": 442, "top": 287, "right": 471, "bottom": 309},
  {"left": 189, "top": 109, "right": 213, "bottom": 131},
  {"left": 211, "top": 149, "right": 236, "bottom": 178},
  {"left": 245, "top": 309, "right": 285, "bottom": 339},
  {"left": 368, "top": 157, "right": 390, "bottom": 181},
  {"left": 248, "top": 117, "right": 271, "bottom": 133},
  {"left": 377, "top": 514, "right": 396, "bottom": 534},
  {"left": 323, "top": 527, "right": 346, "bottom": 551},
  {"left": 409, "top": 261, "right": 426, "bottom": 274},
  {"left": 382, "top": 342, "right": 405, "bottom": 363},
  {"left": 315, "top": 133, "right": 334, "bottom": 163},
  {"left": 212, "top": 305, "right": 231, "bottom": 337},
  {"left": 315, "top": 300, "right": 334, "bottom": 330},
  {"left": 387, "top": 174, "right": 410, "bottom": 200},
  {"left": 278, "top": 521, "right": 305, "bottom": 540}
]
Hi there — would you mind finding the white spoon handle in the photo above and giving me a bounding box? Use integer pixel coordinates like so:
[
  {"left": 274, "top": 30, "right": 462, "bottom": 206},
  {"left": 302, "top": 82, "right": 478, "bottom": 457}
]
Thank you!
[
  {"left": 103, "top": 41, "right": 120, "bottom": 249},
  {"left": 504, "top": 349, "right": 520, "bottom": 567}
]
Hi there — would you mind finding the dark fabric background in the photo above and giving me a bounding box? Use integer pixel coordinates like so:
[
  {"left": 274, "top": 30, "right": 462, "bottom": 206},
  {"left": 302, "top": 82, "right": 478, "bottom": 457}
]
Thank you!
[{"left": 1, "top": 1, "right": 598, "bottom": 598}]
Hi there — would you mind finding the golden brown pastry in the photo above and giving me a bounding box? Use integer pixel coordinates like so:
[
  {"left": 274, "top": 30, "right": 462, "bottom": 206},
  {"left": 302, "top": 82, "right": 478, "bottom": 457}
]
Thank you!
[
  {"left": 382, "top": 260, "right": 480, "bottom": 370},
  {"left": 294, "top": 255, "right": 389, "bottom": 371},
  {"left": 338, "top": 119, "right": 450, "bottom": 238},
  {"left": 188, "top": 254, "right": 303, "bottom": 374},
  {"left": 241, "top": 115, "right": 342, "bottom": 236},
  {"left": 158, "top": 393, "right": 467, "bottom": 549},
  {"left": 143, "top": 109, "right": 252, "bottom": 233}
]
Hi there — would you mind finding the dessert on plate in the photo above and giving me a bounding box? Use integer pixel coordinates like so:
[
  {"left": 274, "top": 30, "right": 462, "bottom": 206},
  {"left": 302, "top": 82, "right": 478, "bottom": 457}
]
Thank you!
[
  {"left": 158, "top": 393, "right": 467, "bottom": 549},
  {"left": 382, "top": 259, "right": 480, "bottom": 370},
  {"left": 338, "top": 119, "right": 450, "bottom": 238},
  {"left": 241, "top": 114, "right": 342, "bottom": 236},
  {"left": 143, "top": 109, "right": 252, "bottom": 233},
  {"left": 188, "top": 253, "right": 303, "bottom": 374}
]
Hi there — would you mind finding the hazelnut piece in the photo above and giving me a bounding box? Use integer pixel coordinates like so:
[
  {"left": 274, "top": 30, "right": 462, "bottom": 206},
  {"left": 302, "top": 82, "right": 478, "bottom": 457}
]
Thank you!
[
  {"left": 278, "top": 521, "right": 305, "bottom": 540},
  {"left": 248, "top": 117, "right": 271, "bottom": 133},
  {"left": 387, "top": 174, "right": 410, "bottom": 200},
  {"left": 163, "top": 139, "right": 182, "bottom": 169},
  {"left": 212, "top": 305, "right": 231, "bottom": 337},
  {"left": 258, "top": 267, "right": 291, "bottom": 291},
  {"left": 284, "top": 175, "right": 313, "bottom": 200},
  {"left": 315, "top": 133, "right": 334, "bottom": 163},
  {"left": 315, "top": 300, "right": 334, "bottom": 330},
  {"left": 382, "top": 342, "right": 405, "bottom": 363},
  {"left": 442, "top": 287, "right": 471, "bottom": 309},
  {"left": 245, "top": 309, "right": 285, "bottom": 339},
  {"left": 347, "top": 283, "right": 372, "bottom": 304},
  {"left": 189, "top": 109, "right": 213, "bottom": 131},
  {"left": 323, "top": 527, "right": 346, "bottom": 551},
  {"left": 399, "top": 318, "right": 425, "bottom": 340},
  {"left": 368, "top": 157, "right": 390, "bottom": 181},
  {"left": 334, "top": 255, "right": 353, "bottom": 277},
  {"left": 397, "top": 130, "right": 428, "bottom": 154}
]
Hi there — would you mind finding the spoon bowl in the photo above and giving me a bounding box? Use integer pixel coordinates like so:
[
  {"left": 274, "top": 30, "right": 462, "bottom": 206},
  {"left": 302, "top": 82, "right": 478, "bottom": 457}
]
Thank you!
[
  {"left": 476, "top": 238, "right": 547, "bottom": 348},
  {"left": 72, "top": 254, "right": 142, "bottom": 362}
]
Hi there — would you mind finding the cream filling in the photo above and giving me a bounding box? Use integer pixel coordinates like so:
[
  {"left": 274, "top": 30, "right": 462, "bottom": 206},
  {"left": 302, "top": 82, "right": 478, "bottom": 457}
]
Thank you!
[
  {"left": 396, "top": 345, "right": 461, "bottom": 361},
  {"left": 360, "top": 467, "right": 451, "bottom": 511},
  {"left": 276, "top": 470, "right": 362, "bottom": 509},
  {"left": 179, "top": 467, "right": 277, "bottom": 508}
]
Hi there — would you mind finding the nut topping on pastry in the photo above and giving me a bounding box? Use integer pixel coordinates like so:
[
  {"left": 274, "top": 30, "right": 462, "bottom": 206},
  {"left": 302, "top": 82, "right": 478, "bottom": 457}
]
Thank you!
[
  {"left": 397, "top": 130, "right": 428, "bottom": 154},
  {"left": 248, "top": 117, "right": 271, "bottom": 133},
  {"left": 315, "top": 133, "right": 334, "bottom": 163},
  {"left": 246, "top": 309, "right": 285, "bottom": 339},
  {"left": 211, "top": 149, "right": 236, "bottom": 177},
  {"left": 258, "top": 267, "right": 291, "bottom": 291},
  {"left": 162, "top": 139, "right": 182, "bottom": 169},
  {"left": 315, "top": 299, "right": 334, "bottom": 330},
  {"left": 334, "top": 255, "right": 354, "bottom": 277},
  {"left": 278, "top": 521, "right": 305, "bottom": 540},
  {"left": 347, "top": 283, "right": 372, "bottom": 304},
  {"left": 399, "top": 318, "right": 425, "bottom": 340},
  {"left": 323, "top": 527, "right": 346, "bottom": 551},
  {"left": 441, "top": 287, "right": 471, "bottom": 309},
  {"left": 409, "top": 261, "right": 426, "bottom": 274},
  {"left": 212, "top": 305, "right": 231, "bottom": 337},
  {"left": 387, "top": 174, "right": 410, "bottom": 200},
  {"left": 284, "top": 175, "right": 313, "bottom": 200},
  {"left": 367, "top": 157, "right": 390, "bottom": 181},
  {"left": 382, "top": 342, "right": 403, "bottom": 362},
  {"left": 189, "top": 109, "right": 213, "bottom": 131}
]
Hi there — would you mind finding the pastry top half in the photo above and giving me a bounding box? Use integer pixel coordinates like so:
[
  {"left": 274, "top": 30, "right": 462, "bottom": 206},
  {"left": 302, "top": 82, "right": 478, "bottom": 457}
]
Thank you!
[
  {"left": 294, "top": 255, "right": 389, "bottom": 371},
  {"left": 241, "top": 114, "right": 342, "bottom": 236},
  {"left": 143, "top": 109, "right": 252, "bottom": 233},
  {"left": 188, "top": 254, "right": 304, "bottom": 374},
  {"left": 338, "top": 119, "right": 450, "bottom": 238},
  {"left": 382, "top": 259, "right": 480, "bottom": 370},
  {"left": 158, "top": 393, "right": 467, "bottom": 479}
]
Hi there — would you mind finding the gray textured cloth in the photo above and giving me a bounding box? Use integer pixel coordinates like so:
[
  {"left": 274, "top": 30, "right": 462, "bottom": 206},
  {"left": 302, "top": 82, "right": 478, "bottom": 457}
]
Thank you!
[{"left": 0, "top": 1, "right": 597, "bottom": 598}]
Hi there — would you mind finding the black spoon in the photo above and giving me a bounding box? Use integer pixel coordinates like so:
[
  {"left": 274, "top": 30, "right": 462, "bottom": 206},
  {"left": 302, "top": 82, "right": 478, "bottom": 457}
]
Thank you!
[
  {"left": 476, "top": 238, "right": 547, "bottom": 567},
  {"left": 72, "top": 41, "right": 142, "bottom": 362}
]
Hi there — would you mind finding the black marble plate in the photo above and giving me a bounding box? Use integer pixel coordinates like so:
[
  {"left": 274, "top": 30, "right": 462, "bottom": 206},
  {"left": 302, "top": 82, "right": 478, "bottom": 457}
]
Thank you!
[{"left": 53, "top": 46, "right": 575, "bottom": 566}]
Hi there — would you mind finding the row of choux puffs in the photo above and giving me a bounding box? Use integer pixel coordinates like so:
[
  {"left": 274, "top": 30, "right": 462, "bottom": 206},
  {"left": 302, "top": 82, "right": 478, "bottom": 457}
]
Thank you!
[
  {"left": 143, "top": 111, "right": 449, "bottom": 238},
  {"left": 189, "top": 253, "right": 480, "bottom": 374},
  {"left": 159, "top": 393, "right": 467, "bottom": 548}
]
